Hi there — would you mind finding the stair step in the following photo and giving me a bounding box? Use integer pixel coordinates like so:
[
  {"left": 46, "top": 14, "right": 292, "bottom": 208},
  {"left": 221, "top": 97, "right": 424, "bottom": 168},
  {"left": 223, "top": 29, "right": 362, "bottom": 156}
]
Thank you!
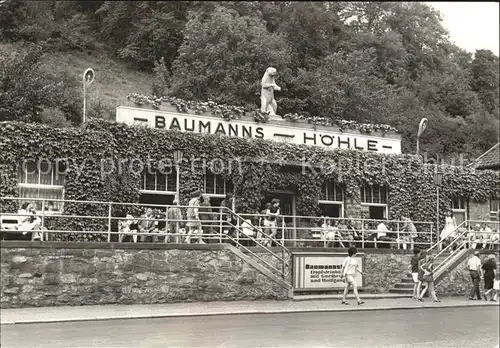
[
  {"left": 395, "top": 283, "right": 414, "bottom": 289},
  {"left": 389, "top": 288, "right": 414, "bottom": 294},
  {"left": 401, "top": 278, "right": 414, "bottom": 284}
]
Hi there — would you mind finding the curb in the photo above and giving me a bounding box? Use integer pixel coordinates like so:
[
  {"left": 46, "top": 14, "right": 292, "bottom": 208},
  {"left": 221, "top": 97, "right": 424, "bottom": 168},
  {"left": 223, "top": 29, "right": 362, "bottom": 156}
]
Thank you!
[{"left": 1, "top": 302, "right": 497, "bottom": 325}]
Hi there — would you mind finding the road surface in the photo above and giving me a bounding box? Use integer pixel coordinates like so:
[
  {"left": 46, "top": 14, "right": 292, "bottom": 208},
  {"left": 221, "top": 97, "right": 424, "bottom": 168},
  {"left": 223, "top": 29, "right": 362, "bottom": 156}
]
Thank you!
[{"left": 1, "top": 306, "right": 499, "bottom": 348}]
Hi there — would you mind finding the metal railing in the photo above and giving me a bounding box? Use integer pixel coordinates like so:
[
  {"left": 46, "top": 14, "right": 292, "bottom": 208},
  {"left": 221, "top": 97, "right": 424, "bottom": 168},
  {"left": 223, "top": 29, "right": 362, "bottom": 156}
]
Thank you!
[
  {"left": 239, "top": 213, "right": 434, "bottom": 249},
  {"left": 0, "top": 197, "right": 290, "bottom": 279},
  {"left": 427, "top": 220, "right": 500, "bottom": 272}
]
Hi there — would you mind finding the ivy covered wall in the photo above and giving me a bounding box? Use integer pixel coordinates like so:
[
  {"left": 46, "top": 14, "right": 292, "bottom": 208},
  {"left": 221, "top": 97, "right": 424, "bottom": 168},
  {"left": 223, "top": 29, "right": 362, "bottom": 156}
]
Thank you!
[{"left": 0, "top": 120, "right": 499, "bottom": 241}]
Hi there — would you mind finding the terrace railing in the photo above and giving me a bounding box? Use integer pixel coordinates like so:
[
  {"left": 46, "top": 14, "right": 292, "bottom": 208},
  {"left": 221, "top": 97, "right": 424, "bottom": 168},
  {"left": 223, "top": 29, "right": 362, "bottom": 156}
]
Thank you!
[
  {"left": 0, "top": 197, "right": 291, "bottom": 279},
  {"left": 238, "top": 213, "right": 435, "bottom": 249},
  {"left": 426, "top": 219, "right": 500, "bottom": 275}
]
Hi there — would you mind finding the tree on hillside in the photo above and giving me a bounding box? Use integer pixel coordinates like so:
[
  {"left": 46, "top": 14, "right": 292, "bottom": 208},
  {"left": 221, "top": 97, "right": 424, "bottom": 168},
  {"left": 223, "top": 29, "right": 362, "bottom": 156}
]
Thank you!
[
  {"left": 306, "top": 48, "right": 398, "bottom": 123},
  {"left": 471, "top": 49, "right": 500, "bottom": 116},
  {"left": 170, "top": 5, "right": 291, "bottom": 106},
  {"left": 341, "top": 2, "right": 452, "bottom": 80},
  {"left": 276, "top": 2, "right": 344, "bottom": 69},
  {"left": 0, "top": 0, "right": 93, "bottom": 50},
  {"left": 96, "top": 1, "right": 190, "bottom": 71},
  {"left": 0, "top": 43, "right": 79, "bottom": 124}
]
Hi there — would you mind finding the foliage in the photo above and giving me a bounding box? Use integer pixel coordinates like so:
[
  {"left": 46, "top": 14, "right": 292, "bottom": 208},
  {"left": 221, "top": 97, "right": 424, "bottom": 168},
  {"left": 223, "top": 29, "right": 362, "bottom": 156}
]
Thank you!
[
  {"left": 1, "top": 120, "right": 498, "bottom": 241},
  {"left": 471, "top": 50, "right": 500, "bottom": 116},
  {"left": 0, "top": 0, "right": 93, "bottom": 50},
  {"left": 170, "top": 5, "right": 291, "bottom": 105},
  {"left": 0, "top": 43, "right": 80, "bottom": 124},
  {"left": 1, "top": 1, "right": 498, "bottom": 161},
  {"left": 151, "top": 57, "right": 171, "bottom": 97}
]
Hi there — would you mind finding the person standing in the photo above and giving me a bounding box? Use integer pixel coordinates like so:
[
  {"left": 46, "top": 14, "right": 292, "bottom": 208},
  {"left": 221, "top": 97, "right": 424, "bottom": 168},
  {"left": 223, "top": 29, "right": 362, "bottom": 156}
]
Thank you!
[
  {"left": 340, "top": 246, "right": 365, "bottom": 305},
  {"left": 167, "top": 196, "right": 183, "bottom": 243},
  {"left": 417, "top": 253, "right": 440, "bottom": 302},
  {"left": 266, "top": 198, "right": 280, "bottom": 239},
  {"left": 411, "top": 248, "right": 424, "bottom": 300},
  {"left": 467, "top": 251, "right": 482, "bottom": 300},
  {"left": 186, "top": 190, "right": 203, "bottom": 243},
  {"left": 199, "top": 194, "right": 215, "bottom": 243},
  {"left": 482, "top": 254, "right": 497, "bottom": 301},
  {"left": 139, "top": 208, "right": 158, "bottom": 242},
  {"left": 402, "top": 216, "right": 418, "bottom": 250},
  {"left": 440, "top": 212, "right": 457, "bottom": 251}
]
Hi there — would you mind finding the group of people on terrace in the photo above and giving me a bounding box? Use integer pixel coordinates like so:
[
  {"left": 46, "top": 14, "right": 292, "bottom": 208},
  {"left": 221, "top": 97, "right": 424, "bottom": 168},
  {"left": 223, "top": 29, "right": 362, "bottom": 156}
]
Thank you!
[{"left": 316, "top": 216, "right": 419, "bottom": 249}]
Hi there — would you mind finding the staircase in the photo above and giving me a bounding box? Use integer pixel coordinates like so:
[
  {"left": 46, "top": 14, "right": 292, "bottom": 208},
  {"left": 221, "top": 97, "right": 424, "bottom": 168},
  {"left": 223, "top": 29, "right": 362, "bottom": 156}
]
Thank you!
[{"left": 389, "top": 254, "right": 450, "bottom": 294}]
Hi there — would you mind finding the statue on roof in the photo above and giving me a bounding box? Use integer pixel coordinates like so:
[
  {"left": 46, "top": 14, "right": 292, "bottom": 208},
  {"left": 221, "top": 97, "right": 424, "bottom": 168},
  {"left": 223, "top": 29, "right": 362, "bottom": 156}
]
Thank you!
[{"left": 260, "top": 67, "right": 281, "bottom": 117}]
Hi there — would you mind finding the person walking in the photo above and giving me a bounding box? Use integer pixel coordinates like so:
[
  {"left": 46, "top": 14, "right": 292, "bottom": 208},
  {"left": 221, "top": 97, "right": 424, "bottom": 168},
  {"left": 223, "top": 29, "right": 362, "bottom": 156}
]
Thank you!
[
  {"left": 411, "top": 248, "right": 424, "bottom": 300},
  {"left": 341, "top": 246, "right": 365, "bottom": 305},
  {"left": 482, "top": 254, "right": 497, "bottom": 301},
  {"left": 467, "top": 251, "right": 482, "bottom": 300},
  {"left": 417, "top": 253, "right": 440, "bottom": 302}
]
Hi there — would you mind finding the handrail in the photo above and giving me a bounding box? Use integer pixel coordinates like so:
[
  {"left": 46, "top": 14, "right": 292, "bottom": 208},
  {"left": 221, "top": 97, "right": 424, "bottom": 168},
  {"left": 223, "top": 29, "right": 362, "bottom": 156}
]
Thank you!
[
  {"left": 220, "top": 207, "right": 290, "bottom": 278},
  {"left": 427, "top": 220, "right": 468, "bottom": 254},
  {"left": 429, "top": 219, "right": 500, "bottom": 272}
]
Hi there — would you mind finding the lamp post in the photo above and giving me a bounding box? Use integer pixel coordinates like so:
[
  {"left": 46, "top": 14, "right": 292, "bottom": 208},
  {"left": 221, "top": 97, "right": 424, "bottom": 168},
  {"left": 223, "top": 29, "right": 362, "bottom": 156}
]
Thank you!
[
  {"left": 417, "top": 118, "right": 428, "bottom": 158},
  {"left": 434, "top": 168, "right": 443, "bottom": 243},
  {"left": 82, "top": 68, "right": 95, "bottom": 124},
  {"left": 173, "top": 149, "right": 184, "bottom": 206}
]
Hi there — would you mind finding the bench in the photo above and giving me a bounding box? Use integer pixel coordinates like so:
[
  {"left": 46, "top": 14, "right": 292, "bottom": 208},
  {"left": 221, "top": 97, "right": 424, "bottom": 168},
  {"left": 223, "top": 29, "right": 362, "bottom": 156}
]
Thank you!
[{"left": 0, "top": 214, "right": 46, "bottom": 241}]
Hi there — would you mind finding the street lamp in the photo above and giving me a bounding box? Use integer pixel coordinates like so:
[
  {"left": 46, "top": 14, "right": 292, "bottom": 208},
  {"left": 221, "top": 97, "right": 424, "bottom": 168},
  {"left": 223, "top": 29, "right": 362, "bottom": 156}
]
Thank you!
[
  {"left": 434, "top": 167, "right": 443, "bottom": 242},
  {"left": 417, "top": 118, "right": 428, "bottom": 158},
  {"left": 82, "top": 68, "right": 95, "bottom": 124},
  {"left": 173, "top": 149, "right": 184, "bottom": 206}
]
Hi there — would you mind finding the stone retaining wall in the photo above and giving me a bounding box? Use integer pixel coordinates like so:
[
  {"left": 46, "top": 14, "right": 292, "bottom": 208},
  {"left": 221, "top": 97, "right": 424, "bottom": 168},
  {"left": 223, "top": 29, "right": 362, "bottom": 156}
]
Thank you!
[
  {"left": 3, "top": 242, "right": 466, "bottom": 308},
  {"left": 1, "top": 242, "right": 288, "bottom": 308}
]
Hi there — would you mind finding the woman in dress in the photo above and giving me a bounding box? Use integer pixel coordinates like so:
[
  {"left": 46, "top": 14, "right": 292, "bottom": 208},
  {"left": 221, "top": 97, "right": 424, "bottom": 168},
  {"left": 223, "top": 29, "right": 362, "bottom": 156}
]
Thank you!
[
  {"left": 341, "top": 246, "right": 365, "bottom": 305},
  {"left": 482, "top": 254, "right": 497, "bottom": 301},
  {"left": 440, "top": 212, "right": 457, "bottom": 251},
  {"left": 418, "top": 253, "right": 440, "bottom": 302}
]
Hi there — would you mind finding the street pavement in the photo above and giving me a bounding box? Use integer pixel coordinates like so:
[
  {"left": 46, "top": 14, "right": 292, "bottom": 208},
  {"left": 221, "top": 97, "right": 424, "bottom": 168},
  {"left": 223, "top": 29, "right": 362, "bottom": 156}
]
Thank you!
[
  {"left": 1, "top": 306, "right": 498, "bottom": 348},
  {"left": 0, "top": 296, "right": 497, "bottom": 324}
]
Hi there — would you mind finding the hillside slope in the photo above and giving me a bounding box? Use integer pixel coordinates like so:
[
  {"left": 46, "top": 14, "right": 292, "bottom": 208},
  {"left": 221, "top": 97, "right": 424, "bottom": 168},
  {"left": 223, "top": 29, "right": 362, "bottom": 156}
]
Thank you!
[{"left": 1, "top": 42, "right": 154, "bottom": 120}]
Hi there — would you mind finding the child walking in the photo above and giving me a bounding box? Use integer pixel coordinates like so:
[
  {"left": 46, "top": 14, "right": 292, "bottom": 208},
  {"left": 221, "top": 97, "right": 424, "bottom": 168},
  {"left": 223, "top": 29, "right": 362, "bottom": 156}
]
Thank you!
[{"left": 341, "top": 246, "right": 365, "bottom": 305}]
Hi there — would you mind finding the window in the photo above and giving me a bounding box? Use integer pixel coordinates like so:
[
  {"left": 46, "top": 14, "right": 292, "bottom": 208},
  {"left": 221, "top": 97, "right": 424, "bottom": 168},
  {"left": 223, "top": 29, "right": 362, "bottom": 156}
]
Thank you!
[
  {"left": 490, "top": 198, "right": 499, "bottom": 221},
  {"left": 318, "top": 181, "right": 344, "bottom": 218},
  {"left": 140, "top": 168, "right": 177, "bottom": 193},
  {"left": 451, "top": 196, "right": 467, "bottom": 225},
  {"left": 361, "top": 184, "right": 388, "bottom": 219},
  {"left": 139, "top": 168, "right": 177, "bottom": 206},
  {"left": 361, "top": 184, "right": 388, "bottom": 204},
  {"left": 17, "top": 161, "right": 66, "bottom": 211},
  {"left": 203, "top": 171, "right": 233, "bottom": 207}
]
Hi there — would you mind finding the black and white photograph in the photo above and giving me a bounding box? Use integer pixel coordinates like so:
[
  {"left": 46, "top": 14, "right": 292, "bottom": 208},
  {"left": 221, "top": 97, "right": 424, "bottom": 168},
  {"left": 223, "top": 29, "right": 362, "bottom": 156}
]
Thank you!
[{"left": 0, "top": 1, "right": 499, "bottom": 347}]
